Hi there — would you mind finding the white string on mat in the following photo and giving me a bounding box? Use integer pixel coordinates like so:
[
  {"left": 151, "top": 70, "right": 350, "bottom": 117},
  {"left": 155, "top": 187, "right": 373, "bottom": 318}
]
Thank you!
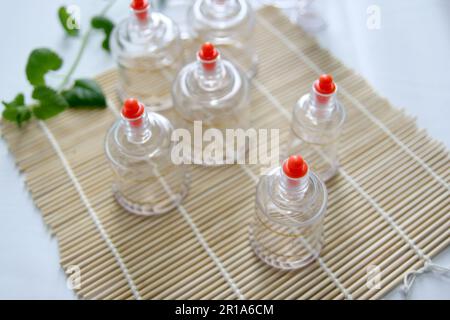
[
  {"left": 403, "top": 259, "right": 450, "bottom": 299},
  {"left": 247, "top": 52, "right": 448, "bottom": 299},
  {"left": 38, "top": 120, "right": 142, "bottom": 300},
  {"left": 155, "top": 169, "right": 245, "bottom": 300},
  {"left": 240, "top": 164, "right": 353, "bottom": 300},
  {"left": 339, "top": 169, "right": 450, "bottom": 298},
  {"left": 107, "top": 100, "right": 245, "bottom": 300}
]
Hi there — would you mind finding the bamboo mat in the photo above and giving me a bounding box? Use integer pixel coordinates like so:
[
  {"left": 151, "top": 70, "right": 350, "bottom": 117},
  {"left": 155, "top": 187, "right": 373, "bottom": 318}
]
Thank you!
[{"left": 1, "top": 6, "right": 449, "bottom": 300}]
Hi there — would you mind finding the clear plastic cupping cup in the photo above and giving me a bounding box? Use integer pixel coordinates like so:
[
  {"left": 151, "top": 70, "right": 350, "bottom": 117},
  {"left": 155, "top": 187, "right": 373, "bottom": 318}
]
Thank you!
[
  {"left": 286, "top": 74, "right": 345, "bottom": 182},
  {"left": 188, "top": 0, "right": 258, "bottom": 79},
  {"left": 171, "top": 42, "right": 251, "bottom": 165},
  {"left": 249, "top": 155, "right": 327, "bottom": 269},
  {"left": 105, "top": 98, "right": 190, "bottom": 215},
  {"left": 110, "top": 0, "right": 183, "bottom": 112}
]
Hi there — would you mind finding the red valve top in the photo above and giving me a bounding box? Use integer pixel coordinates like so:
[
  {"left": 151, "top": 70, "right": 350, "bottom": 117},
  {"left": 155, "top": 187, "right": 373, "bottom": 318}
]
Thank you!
[
  {"left": 198, "top": 42, "right": 219, "bottom": 60},
  {"left": 122, "top": 98, "right": 144, "bottom": 119},
  {"left": 314, "top": 74, "right": 336, "bottom": 95},
  {"left": 131, "top": 0, "right": 149, "bottom": 10},
  {"left": 198, "top": 42, "right": 219, "bottom": 71},
  {"left": 283, "top": 155, "right": 308, "bottom": 179},
  {"left": 122, "top": 98, "right": 144, "bottom": 126},
  {"left": 131, "top": 0, "right": 149, "bottom": 22}
]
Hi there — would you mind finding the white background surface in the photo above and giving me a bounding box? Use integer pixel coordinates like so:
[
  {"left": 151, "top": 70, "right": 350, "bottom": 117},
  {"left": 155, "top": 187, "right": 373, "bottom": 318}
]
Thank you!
[{"left": 0, "top": 0, "right": 449, "bottom": 299}]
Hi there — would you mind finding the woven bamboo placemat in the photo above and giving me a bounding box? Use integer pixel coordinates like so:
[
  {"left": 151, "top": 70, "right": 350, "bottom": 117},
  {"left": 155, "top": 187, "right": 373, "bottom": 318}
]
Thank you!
[{"left": 1, "top": 6, "right": 449, "bottom": 300}]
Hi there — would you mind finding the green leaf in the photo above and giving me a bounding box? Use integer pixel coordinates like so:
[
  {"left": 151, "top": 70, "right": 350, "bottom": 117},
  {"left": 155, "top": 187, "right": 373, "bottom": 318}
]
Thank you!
[
  {"left": 32, "top": 86, "right": 69, "bottom": 120},
  {"left": 62, "top": 79, "right": 107, "bottom": 108},
  {"left": 91, "top": 16, "right": 115, "bottom": 52},
  {"left": 58, "top": 6, "right": 80, "bottom": 37},
  {"left": 26, "top": 48, "right": 63, "bottom": 86},
  {"left": 2, "top": 93, "right": 32, "bottom": 127}
]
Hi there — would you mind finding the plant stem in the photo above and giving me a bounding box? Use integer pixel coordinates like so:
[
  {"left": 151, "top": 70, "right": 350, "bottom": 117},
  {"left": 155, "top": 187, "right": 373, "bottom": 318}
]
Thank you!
[{"left": 57, "top": 0, "right": 117, "bottom": 92}]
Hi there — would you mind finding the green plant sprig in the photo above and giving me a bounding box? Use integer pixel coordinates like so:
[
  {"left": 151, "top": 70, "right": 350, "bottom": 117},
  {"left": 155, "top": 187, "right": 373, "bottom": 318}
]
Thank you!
[{"left": 2, "top": 1, "right": 116, "bottom": 127}]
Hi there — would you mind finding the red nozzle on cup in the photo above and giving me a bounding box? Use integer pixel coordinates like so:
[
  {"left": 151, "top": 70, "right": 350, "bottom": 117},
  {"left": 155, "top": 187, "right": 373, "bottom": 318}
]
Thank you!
[
  {"left": 198, "top": 42, "right": 219, "bottom": 71},
  {"left": 283, "top": 155, "right": 308, "bottom": 179},
  {"left": 314, "top": 74, "right": 336, "bottom": 104},
  {"left": 131, "top": 0, "right": 149, "bottom": 22},
  {"left": 315, "top": 74, "right": 335, "bottom": 94},
  {"left": 122, "top": 98, "right": 145, "bottom": 127}
]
